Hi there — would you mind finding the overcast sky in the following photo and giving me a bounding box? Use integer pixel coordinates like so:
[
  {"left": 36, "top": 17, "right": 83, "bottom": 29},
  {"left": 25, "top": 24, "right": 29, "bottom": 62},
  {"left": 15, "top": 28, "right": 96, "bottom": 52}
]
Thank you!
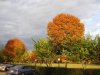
[{"left": 0, "top": 0, "right": 100, "bottom": 50}]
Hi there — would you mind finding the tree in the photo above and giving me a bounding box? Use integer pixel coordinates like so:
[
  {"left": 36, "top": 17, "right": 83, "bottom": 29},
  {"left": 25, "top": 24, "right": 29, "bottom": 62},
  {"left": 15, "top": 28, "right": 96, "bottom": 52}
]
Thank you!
[
  {"left": 47, "top": 13, "right": 84, "bottom": 54},
  {"left": 95, "top": 35, "right": 100, "bottom": 63},
  {"left": 20, "top": 51, "right": 30, "bottom": 63},
  {"left": 48, "top": 13, "right": 84, "bottom": 45},
  {"left": 61, "top": 34, "right": 97, "bottom": 63},
  {"left": 84, "top": 34, "right": 97, "bottom": 63},
  {"left": 0, "top": 48, "right": 5, "bottom": 63},
  {"left": 33, "top": 38, "right": 54, "bottom": 66},
  {"left": 29, "top": 51, "right": 37, "bottom": 63},
  {"left": 3, "top": 38, "right": 26, "bottom": 62}
]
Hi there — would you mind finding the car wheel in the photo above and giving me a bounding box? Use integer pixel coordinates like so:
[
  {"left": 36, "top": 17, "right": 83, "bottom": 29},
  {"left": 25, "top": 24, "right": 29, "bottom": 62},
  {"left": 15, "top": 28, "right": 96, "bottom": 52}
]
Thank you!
[{"left": 21, "top": 73, "right": 25, "bottom": 75}]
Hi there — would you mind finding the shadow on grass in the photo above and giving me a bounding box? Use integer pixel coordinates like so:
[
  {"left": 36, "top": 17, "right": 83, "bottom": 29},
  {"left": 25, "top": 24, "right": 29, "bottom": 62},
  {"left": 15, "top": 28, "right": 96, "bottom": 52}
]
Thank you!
[{"left": 35, "top": 67, "right": 100, "bottom": 75}]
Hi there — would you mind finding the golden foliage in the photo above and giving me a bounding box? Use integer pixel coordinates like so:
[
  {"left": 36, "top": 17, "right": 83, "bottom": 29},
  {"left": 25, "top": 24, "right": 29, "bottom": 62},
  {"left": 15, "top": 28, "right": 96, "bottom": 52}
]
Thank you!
[{"left": 48, "top": 13, "right": 84, "bottom": 44}]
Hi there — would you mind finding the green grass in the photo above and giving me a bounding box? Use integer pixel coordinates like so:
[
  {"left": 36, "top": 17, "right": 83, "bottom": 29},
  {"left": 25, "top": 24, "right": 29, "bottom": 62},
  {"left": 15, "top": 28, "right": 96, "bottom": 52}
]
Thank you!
[{"left": 19, "top": 63, "right": 100, "bottom": 69}]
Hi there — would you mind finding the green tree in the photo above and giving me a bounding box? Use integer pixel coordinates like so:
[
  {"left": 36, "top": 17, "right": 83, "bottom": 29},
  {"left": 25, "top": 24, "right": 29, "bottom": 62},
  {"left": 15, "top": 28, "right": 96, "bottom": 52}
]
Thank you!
[
  {"left": 0, "top": 48, "right": 5, "bottom": 63},
  {"left": 95, "top": 35, "right": 100, "bottom": 63},
  {"left": 19, "top": 51, "right": 30, "bottom": 63},
  {"left": 33, "top": 38, "right": 54, "bottom": 66},
  {"left": 61, "top": 34, "right": 97, "bottom": 63},
  {"left": 84, "top": 34, "right": 97, "bottom": 63}
]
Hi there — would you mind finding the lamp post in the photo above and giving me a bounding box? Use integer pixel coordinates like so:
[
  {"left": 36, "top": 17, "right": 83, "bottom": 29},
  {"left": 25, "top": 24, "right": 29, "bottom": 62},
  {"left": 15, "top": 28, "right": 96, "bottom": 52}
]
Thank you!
[
  {"left": 34, "top": 59, "right": 37, "bottom": 67},
  {"left": 58, "top": 58, "right": 60, "bottom": 67}
]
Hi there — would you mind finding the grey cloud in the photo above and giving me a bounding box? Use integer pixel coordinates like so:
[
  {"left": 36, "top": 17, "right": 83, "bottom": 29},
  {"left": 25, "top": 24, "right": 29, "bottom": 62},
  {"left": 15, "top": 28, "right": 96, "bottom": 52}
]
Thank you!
[{"left": 0, "top": 0, "right": 100, "bottom": 49}]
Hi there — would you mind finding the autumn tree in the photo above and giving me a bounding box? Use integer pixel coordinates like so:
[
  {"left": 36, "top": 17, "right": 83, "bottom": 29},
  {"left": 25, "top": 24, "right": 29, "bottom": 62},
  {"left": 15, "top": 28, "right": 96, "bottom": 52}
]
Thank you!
[
  {"left": 3, "top": 38, "right": 26, "bottom": 62},
  {"left": 48, "top": 13, "right": 84, "bottom": 43},
  {"left": 29, "top": 51, "right": 37, "bottom": 63},
  {"left": 47, "top": 13, "right": 84, "bottom": 54}
]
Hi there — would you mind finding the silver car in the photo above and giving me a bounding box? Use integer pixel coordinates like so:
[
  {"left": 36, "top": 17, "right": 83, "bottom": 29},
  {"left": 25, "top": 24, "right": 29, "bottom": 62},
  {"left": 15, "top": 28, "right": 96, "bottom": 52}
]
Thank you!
[{"left": 0, "top": 64, "right": 14, "bottom": 71}]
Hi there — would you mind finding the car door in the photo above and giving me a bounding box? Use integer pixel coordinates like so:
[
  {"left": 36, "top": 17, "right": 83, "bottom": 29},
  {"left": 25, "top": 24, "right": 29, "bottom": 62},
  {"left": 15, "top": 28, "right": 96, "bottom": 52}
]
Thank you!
[
  {"left": 23, "top": 66, "right": 32, "bottom": 75},
  {"left": 30, "top": 67, "right": 35, "bottom": 75},
  {"left": 21, "top": 66, "right": 28, "bottom": 75},
  {"left": 26, "top": 66, "right": 33, "bottom": 74}
]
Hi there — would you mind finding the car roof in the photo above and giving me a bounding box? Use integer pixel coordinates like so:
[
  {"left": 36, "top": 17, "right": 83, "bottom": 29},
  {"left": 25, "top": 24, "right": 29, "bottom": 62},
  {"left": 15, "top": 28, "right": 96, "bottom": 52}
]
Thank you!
[
  {"left": 0, "top": 64, "right": 13, "bottom": 66},
  {"left": 12, "top": 65, "right": 33, "bottom": 69}
]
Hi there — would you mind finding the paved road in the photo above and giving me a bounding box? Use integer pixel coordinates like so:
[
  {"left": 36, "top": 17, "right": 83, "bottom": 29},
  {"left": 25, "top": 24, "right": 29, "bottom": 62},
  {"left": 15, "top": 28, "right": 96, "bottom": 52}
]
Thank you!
[{"left": 0, "top": 72, "right": 7, "bottom": 75}]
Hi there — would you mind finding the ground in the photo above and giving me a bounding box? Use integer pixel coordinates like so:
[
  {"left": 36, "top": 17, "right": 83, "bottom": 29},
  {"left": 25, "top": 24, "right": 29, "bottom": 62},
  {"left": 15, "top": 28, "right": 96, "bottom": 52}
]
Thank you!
[{"left": 0, "top": 72, "right": 7, "bottom": 75}]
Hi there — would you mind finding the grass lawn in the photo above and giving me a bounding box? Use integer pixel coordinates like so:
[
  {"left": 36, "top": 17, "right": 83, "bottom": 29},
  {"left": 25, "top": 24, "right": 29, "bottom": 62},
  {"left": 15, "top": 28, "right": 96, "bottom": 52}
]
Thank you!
[{"left": 22, "top": 63, "right": 100, "bottom": 69}]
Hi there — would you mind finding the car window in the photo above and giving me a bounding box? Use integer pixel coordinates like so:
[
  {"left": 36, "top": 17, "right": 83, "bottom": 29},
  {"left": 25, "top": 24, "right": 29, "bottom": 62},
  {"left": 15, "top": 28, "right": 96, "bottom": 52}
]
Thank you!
[
  {"left": 13, "top": 65, "right": 22, "bottom": 69},
  {"left": 22, "top": 66, "right": 32, "bottom": 69}
]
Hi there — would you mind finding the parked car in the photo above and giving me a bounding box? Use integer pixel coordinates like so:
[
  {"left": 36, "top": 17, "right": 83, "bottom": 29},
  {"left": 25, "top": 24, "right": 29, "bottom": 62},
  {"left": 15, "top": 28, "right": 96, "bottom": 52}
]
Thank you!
[
  {"left": 6, "top": 64, "right": 16, "bottom": 71},
  {"left": 7, "top": 65, "right": 35, "bottom": 75},
  {"left": 0, "top": 64, "right": 14, "bottom": 71}
]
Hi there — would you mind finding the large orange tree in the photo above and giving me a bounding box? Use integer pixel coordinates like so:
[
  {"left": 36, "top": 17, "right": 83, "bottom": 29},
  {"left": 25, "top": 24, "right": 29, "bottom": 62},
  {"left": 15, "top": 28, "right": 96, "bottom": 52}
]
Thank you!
[
  {"left": 47, "top": 13, "right": 84, "bottom": 54},
  {"left": 3, "top": 38, "right": 26, "bottom": 62}
]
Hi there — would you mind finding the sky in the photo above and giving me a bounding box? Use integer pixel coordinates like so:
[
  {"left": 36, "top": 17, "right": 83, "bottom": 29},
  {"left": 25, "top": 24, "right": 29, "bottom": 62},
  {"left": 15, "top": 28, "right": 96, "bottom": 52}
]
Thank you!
[{"left": 0, "top": 0, "right": 100, "bottom": 50}]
